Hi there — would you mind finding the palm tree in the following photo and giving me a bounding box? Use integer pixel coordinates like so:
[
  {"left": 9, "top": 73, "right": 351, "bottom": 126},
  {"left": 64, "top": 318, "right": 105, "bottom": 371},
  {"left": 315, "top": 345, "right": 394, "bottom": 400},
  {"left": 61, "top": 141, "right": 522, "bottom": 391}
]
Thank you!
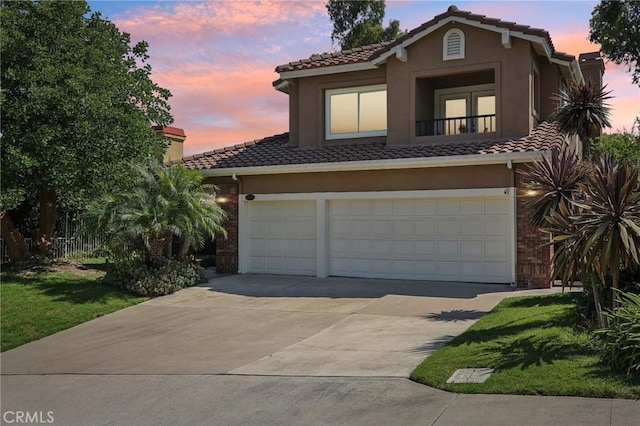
[
  {"left": 86, "top": 161, "right": 227, "bottom": 266},
  {"left": 550, "top": 79, "right": 612, "bottom": 158}
]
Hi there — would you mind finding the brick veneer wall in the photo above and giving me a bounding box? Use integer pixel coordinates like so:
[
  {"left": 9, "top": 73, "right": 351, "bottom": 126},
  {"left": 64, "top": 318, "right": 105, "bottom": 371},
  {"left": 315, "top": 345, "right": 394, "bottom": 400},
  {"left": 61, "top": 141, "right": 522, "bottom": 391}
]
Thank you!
[
  {"left": 215, "top": 182, "right": 239, "bottom": 273},
  {"left": 515, "top": 166, "right": 553, "bottom": 288}
]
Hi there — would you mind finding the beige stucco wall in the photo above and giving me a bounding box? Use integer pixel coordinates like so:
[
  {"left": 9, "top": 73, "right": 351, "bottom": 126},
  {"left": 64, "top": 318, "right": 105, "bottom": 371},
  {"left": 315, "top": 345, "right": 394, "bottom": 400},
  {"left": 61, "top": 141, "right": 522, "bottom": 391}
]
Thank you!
[
  {"left": 163, "top": 141, "right": 184, "bottom": 163},
  {"left": 292, "top": 67, "right": 387, "bottom": 149},
  {"left": 288, "top": 22, "right": 566, "bottom": 148},
  {"left": 206, "top": 164, "right": 512, "bottom": 194}
]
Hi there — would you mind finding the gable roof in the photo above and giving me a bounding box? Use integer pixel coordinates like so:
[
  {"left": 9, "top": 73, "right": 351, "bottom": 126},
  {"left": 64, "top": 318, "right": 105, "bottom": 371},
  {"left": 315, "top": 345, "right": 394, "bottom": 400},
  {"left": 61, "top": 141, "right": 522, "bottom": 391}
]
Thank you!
[
  {"left": 182, "top": 121, "right": 566, "bottom": 175},
  {"left": 275, "top": 5, "right": 577, "bottom": 83}
]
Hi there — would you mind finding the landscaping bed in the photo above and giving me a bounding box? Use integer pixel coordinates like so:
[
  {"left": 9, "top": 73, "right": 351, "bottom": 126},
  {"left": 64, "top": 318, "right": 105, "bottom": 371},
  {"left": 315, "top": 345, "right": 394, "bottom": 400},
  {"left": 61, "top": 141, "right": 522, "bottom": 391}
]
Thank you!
[
  {"left": 1, "top": 259, "right": 147, "bottom": 352},
  {"left": 410, "top": 293, "right": 640, "bottom": 399}
]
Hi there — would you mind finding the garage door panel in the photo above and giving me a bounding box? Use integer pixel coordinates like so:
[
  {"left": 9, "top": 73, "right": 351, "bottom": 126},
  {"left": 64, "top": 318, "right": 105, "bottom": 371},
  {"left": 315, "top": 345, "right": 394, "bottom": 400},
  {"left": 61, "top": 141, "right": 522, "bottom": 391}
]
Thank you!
[
  {"left": 414, "top": 200, "right": 437, "bottom": 216},
  {"left": 485, "top": 241, "right": 509, "bottom": 258},
  {"left": 351, "top": 200, "right": 372, "bottom": 215},
  {"left": 437, "top": 240, "right": 458, "bottom": 256},
  {"left": 391, "top": 240, "right": 414, "bottom": 256},
  {"left": 437, "top": 199, "right": 459, "bottom": 215},
  {"left": 415, "top": 261, "right": 436, "bottom": 274},
  {"left": 352, "top": 220, "right": 370, "bottom": 235},
  {"left": 461, "top": 261, "right": 484, "bottom": 276},
  {"left": 461, "top": 199, "right": 485, "bottom": 215},
  {"left": 485, "top": 217, "right": 509, "bottom": 236},
  {"left": 328, "top": 196, "right": 512, "bottom": 283},
  {"left": 372, "top": 220, "right": 392, "bottom": 236},
  {"left": 461, "top": 240, "right": 484, "bottom": 257},
  {"left": 415, "top": 219, "right": 436, "bottom": 236},
  {"left": 248, "top": 200, "right": 317, "bottom": 276},
  {"left": 438, "top": 261, "right": 459, "bottom": 276},
  {"left": 415, "top": 240, "right": 435, "bottom": 255},
  {"left": 392, "top": 200, "right": 414, "bottom": 215},
  {"left": 372, "top": 200, "right": 392, "bottom": 216},
  {"left": 392, "top": 220, "right": 413, "bottom": 236},
  {"left": 485, "top": 198, "right": 508, "bottom": 214},
  {"left": 437, "top": 219, "right": 459, "bottom": 236},
  {"left": 372, "top": 240, "right": 392, "bottom": 255},
  {"left": 461, "top": 218, "right": 484, "bottom": 236}
]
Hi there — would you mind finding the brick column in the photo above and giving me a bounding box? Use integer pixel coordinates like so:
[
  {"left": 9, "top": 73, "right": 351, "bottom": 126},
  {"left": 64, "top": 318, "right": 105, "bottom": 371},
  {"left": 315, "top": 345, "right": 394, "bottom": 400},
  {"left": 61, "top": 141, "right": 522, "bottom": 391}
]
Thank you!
[
  {"left": 215, "top": 182, "right": 239, "bottom": 273},
  {"left": 515, "top": 166, "right": 553, "bottom": 288}
]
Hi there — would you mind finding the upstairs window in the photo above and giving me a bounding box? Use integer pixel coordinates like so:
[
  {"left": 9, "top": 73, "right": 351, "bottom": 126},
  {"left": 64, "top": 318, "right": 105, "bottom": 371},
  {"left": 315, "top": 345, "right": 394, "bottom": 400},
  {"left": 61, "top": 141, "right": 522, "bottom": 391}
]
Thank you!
[
  {"left": 326, "top": 85, "right": 387, "bottom": 140},
  {"left": 531, "top": 62, "right": 540, "bottom": 118},
  {"left": 443, "top": 28, "right": 465, "bottom": 60}
]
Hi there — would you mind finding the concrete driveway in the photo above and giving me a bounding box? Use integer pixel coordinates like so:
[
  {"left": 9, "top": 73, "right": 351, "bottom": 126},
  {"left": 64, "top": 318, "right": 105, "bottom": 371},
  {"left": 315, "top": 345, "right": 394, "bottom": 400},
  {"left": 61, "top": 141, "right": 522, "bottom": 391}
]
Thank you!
[
  {"left": 1, "top": 274, "right": 554, "bottom": 377},
  {"left": 5, "top": 275, "right": 638, "bottom": 425}
]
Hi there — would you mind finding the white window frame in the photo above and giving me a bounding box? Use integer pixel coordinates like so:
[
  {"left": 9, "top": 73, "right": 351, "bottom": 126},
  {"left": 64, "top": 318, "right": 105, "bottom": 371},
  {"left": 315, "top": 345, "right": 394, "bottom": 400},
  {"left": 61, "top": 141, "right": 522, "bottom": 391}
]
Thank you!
[
  {"left": 325, "top": 84, "right": 387, "bottom": 140},
  {"left": 530, "top": 62, "right": 540, "bottom": 119},
  {"left": 443, "top": 28, "right": 465, "bottom": 61},
  {"left": 433, "top": 84, "right": 496, "bottom": 135}
]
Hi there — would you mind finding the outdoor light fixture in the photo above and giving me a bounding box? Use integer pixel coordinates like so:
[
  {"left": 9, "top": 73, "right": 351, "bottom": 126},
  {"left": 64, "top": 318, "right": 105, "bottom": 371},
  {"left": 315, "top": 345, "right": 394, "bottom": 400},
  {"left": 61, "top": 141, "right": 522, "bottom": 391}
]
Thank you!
[
  {"left": 525, "top": 190, "right": 538, "bottom": 197},
  {"left": 215, "top": 196, "right": 229, "bottom": 204}
]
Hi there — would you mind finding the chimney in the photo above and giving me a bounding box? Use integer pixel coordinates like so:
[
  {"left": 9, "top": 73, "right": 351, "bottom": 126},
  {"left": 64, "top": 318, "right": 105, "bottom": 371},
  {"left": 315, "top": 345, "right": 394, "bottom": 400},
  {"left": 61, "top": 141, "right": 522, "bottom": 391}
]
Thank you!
[
  {"left": 153, "top": 126, "right": 186, "bottom": 164},
  {"left": 578, "top": 52, "right": 605, "bottom": 89}
]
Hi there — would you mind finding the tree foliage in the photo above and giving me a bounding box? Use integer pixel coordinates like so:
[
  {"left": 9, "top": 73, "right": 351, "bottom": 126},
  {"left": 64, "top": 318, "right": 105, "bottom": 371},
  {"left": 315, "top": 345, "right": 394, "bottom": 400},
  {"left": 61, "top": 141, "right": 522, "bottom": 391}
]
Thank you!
[
  {"left": 86, "top": 161, "right": 227, "bottom": 267},
  {"left": 590, "top": 0, "right": 640, "bottom": 86},
  {"left": 592, "top": 123, "right": 640, "bottom": 165},
  {"left": 326, "top": 0, "right": 403, "bottom": 50},
  {"left": 0, "top": 0, "right": 173, "bottom": 260}
]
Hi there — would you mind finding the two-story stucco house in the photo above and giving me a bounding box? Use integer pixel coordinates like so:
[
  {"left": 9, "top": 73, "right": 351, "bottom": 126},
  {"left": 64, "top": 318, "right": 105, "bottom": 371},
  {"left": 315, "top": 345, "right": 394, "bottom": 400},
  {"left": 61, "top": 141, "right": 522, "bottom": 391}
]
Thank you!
[{"left": 183, "top": 6, "right": 605, "bottom": 288}]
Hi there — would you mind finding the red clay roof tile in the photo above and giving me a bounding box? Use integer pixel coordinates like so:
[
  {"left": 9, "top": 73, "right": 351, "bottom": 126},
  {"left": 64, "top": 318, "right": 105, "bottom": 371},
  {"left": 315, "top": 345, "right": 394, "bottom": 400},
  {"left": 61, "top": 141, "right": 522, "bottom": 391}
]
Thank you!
[
  {"left": 182, "top": 121, "right": 565, "bottom": 171},
  {"left": 274, "top": 7, "right": 574, "bottom": 74}
]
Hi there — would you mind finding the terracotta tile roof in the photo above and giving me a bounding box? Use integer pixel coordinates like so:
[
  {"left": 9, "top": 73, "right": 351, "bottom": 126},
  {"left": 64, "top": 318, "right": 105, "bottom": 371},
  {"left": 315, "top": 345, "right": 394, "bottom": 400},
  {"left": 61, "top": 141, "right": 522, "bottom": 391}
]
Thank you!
[
  {"left": 182, "top": 121, "right": 565, "bottom": 171},
  {"left": 275, "top": 6, "right": 573, "bottom": 74},
  {"left": 276, "top": 43, "right": 391, "bottom": 73}
]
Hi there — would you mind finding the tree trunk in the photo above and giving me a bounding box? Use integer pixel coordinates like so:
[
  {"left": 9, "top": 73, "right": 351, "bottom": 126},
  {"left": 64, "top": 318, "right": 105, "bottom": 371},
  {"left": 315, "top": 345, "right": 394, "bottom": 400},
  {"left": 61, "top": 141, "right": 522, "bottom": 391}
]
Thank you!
[
  {"left": 32, "top": 188, "right": 57, "bottom": 259},
  {"left": 592, "top": 279, "right": 606, "bottom": 328},
  {"left": 611, "top": 273, "right": 619, "bottom": 310},
  {"left": 0, "top": 210, "right": 30, "bottom": 262},
  {"left": 165, "top": 233, "right": 173, "bottom": 258},
  {"left": 148, "top": 236, "right": 165, "bottom": 266},
  {"left": 178, "top": 239, "right": 191, "bottom": 260},
  {"left": 580, "top": 133, "right": 591, "bottom": 159}
]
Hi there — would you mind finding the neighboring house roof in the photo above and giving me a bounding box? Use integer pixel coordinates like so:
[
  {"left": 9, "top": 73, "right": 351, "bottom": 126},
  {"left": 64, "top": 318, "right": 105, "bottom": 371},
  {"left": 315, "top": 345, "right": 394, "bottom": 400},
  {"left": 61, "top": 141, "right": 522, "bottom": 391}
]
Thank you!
[
  {"left": 183, "top": 121, "right": 565, "bottom": 172},
  {"left": 275, "top": 6, "right": 574, "bottom": 76}
]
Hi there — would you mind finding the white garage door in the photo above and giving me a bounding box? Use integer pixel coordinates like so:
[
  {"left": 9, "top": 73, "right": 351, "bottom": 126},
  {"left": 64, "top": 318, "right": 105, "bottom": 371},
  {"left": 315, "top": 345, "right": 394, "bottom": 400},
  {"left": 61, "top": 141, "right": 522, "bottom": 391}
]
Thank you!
[
  {"left": 247, "top": 200, "right": 317, "bottom": 275},
  {"left": 329, "top": 197, "right": 512, "bottom": 283}
]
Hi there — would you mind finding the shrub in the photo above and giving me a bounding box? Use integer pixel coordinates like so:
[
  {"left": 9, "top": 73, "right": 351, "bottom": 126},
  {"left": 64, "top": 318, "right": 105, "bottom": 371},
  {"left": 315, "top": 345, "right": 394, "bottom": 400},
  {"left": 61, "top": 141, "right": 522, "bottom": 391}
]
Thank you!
[
  {"left": 105, "top": 257, "right": 207, "bottom": 297},
  {"left": 597, "top": 290, "right": 640, "bottom": 374}
]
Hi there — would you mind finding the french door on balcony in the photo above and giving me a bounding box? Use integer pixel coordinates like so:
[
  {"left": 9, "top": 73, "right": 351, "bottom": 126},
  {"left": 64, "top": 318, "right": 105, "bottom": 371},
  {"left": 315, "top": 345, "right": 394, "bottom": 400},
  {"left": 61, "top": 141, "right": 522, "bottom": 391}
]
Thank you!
[{"left": 435, "top": 84, "right": 496, "bottom": 135}]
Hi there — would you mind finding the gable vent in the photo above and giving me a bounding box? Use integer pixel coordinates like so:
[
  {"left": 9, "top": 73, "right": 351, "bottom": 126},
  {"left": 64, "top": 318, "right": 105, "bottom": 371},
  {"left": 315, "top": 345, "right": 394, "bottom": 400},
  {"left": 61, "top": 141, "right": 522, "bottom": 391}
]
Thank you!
[{"left": 443, "top": 28, "right": 465, "bottom": 60}]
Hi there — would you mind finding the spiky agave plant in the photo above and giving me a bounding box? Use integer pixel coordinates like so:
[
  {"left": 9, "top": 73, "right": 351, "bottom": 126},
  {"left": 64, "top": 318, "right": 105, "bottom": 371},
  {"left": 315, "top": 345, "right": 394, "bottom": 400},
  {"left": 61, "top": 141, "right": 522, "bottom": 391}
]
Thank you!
[{"left": 549, "top": 79, "right": 612, "bottom": 158}]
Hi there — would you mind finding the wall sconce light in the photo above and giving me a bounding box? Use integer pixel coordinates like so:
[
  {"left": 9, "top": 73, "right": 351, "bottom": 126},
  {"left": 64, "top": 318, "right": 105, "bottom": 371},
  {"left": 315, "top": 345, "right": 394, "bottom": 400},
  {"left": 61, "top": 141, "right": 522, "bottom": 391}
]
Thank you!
[
  {"left": 525, "top": 190, "right": 539, "bottom": 197},
  {"left": 215, "top": 196, "right": 229, "bottom": 204}
]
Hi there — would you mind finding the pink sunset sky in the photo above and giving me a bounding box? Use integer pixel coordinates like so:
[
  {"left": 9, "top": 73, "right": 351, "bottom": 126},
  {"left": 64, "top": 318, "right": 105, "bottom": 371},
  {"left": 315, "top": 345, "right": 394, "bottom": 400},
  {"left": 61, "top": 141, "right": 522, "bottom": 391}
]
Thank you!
[{"left": 89, "top": 0, "right": 640, "bottom": 156}]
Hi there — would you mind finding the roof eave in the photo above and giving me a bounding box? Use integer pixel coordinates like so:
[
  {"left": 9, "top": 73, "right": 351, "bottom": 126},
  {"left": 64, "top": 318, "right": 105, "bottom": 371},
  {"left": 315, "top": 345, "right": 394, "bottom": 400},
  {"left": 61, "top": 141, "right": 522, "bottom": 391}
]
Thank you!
[{"left": 201, "top": 151, "right": 548, "bottom": 177}]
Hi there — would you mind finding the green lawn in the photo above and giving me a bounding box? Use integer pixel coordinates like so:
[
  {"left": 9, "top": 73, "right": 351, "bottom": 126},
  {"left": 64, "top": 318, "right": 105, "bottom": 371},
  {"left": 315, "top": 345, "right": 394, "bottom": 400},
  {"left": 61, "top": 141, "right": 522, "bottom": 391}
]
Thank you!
[
  {"left": 1, "top": 259, "right": 147, "bottom": 352},
  {"left": 411, "top": 293, "right": 640, "bottom": 399}
]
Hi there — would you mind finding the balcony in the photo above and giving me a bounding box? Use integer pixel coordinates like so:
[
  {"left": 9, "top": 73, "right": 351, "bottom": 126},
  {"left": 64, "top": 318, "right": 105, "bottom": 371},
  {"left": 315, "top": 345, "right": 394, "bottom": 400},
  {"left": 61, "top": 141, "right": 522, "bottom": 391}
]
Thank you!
[{"left": 416, "top": 114, "right": 496, "bottom": 137}]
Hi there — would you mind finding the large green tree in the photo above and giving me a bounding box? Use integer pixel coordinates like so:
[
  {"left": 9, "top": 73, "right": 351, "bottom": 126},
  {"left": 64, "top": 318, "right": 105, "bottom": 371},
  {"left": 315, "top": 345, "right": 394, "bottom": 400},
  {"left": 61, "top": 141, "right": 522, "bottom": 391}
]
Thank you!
[
  {"left": 0, "top": 0, "right": 173, "bottom": 261},
  {"left": 326, "top": 0, "right": 403, "bottom": 50},
  {"left": 590, "top": 0, "right": 640, "bottom": 86}
]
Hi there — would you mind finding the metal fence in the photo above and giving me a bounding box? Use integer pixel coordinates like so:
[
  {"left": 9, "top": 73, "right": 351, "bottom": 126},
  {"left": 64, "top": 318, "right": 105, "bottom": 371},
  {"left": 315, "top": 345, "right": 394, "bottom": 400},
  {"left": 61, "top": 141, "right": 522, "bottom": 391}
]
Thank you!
[{"left": 0, "top": 215, "right": 105, "bottom": 263}]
